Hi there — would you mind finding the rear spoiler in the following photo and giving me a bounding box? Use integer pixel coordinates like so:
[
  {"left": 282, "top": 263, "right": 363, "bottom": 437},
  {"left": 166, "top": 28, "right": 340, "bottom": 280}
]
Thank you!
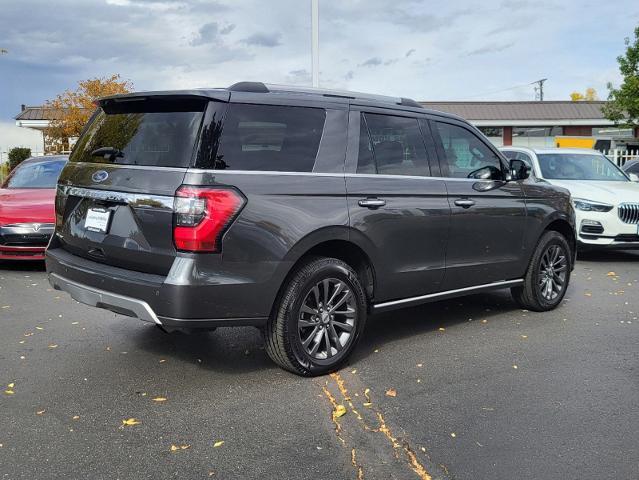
[{"left": 97, "top": 89, "right": 230, "bottom": 106}]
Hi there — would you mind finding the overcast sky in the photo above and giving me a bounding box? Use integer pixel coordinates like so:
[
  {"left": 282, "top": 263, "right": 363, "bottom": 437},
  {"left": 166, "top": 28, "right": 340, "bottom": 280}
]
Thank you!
[{"left": 1, "top": 0, "right": 638, "bottom": 122}]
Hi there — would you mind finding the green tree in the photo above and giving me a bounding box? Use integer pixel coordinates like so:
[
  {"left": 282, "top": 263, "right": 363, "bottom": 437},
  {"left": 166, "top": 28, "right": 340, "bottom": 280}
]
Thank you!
[
  {"left": 603, "top": 26, "right": 639, "bottom": 127},
  {"left": 8, "top": 147, "right": 31, "bottom": 171}
]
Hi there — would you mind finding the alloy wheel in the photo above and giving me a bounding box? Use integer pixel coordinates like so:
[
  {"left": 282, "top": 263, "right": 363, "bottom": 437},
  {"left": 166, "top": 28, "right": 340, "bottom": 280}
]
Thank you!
[
  {"left": 298, "top": 278, "right": 357, "bottom": 360},
  {"left": 538, "top": 244, "right": 568, "bottom": 301}
]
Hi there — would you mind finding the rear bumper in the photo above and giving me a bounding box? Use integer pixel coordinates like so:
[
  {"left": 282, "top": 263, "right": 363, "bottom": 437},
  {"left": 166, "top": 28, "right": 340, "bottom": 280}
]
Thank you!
[
  {"left": 45, "top": 247, "right": 271, "bottom": 328},
  {"left": 49, "top": 272, "right": 161, "bottom": 324}
]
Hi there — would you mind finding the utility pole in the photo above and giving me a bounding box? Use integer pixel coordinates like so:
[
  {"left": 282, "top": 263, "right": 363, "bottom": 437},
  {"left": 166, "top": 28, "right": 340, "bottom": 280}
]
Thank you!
[
  {"left": 311, "top": 0, "right": 319, "bottom": 87},
  {"left": 532, "top": 78, "right": 547, "bottom": 101}
]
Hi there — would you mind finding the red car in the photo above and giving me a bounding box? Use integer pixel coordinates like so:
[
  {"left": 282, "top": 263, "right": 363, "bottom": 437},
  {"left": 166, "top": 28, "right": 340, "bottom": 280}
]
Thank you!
[{"left": 0, "top": 156, "right": 67, "bottom": 260}]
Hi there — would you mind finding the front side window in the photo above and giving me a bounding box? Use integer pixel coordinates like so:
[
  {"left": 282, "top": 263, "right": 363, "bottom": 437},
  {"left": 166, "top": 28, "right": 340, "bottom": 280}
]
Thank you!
[
  {"left": 435, "top": 122, "right": 504, "bottom": 179},
  {"left": 538, "top": 153, "right": 628, "bottom": 181},
  {"left": 2, "top": 158, "right": 67, "bottom": 189},
  {"left": 215, "top": 104, "right": 326, "bottom": 172},
  {"left": 357, "top": 113, "right": 430, "bottom": 176}
]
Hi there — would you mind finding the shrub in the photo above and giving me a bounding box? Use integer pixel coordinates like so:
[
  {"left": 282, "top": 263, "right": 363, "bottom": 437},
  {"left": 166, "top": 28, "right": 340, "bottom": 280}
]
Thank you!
[{"left": 8, "top": 147, "right": 32, "bottom": 171}]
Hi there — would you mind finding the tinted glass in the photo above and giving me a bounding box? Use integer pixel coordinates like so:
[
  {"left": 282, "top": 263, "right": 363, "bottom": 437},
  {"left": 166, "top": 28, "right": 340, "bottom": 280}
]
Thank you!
[
  {"left": 2, "top": 158, "right": 67, "bottom": 189},
  {"left": 538, "top": 153, "right": 628, "bottom": 181},
  {"left": 357, "top": 116, "right": 375, "bottom": 174},
  {"left": 215, "top": 104, "right": 325, "bottom": 172},
  {"left": 435, "top": 122, "right": 504, "bottom": 178},
  {"left": 363, "top": 113, "right": 430, "bottom": 176},
  {"left": 70, "top": 98, "right": 205, "bottom": 167}
]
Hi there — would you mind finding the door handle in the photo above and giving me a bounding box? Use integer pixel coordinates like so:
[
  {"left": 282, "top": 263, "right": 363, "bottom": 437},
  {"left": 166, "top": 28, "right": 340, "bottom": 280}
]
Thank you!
[
  {"left": 358, "top": 198, "right": 386, "bottom": 209},
  {"left": 454, "top": 199, "right": 475, "bottom": 208}
]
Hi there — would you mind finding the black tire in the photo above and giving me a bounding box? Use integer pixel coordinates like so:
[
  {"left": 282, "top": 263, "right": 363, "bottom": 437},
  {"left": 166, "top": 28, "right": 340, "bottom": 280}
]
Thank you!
[
  {"left": 264, "top": 256, "right": 367, "bottom": 376},
  {"left": 511, "top": 230, "right": 572, "bottom": 312}
]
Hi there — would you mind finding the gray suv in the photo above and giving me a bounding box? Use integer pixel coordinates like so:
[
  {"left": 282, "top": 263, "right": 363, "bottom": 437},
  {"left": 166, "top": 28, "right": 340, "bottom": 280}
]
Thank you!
[{"left": 46, "top": 82, "right": 576, "bottom": 376}]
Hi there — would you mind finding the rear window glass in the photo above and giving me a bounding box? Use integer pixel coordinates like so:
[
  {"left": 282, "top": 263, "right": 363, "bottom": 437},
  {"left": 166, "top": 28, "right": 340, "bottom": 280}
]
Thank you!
[
  {"left": 69, "top": 97, "right": 205, "bottom": 167},
  {"left": 2, "top": 158, "right": 67, "bottom": 189},
  {"left": 213, "top": 104, "right": 325, "bottom": 172}
]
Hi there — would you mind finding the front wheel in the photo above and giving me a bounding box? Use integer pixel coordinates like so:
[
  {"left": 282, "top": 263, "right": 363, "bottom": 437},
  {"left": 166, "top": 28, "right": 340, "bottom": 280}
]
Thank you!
[
  {"left": 264, "top": 257, "right": 367, "bottom": 376},
  {"left": 511, "top": 231, "right": 572, "bottom": 312}
]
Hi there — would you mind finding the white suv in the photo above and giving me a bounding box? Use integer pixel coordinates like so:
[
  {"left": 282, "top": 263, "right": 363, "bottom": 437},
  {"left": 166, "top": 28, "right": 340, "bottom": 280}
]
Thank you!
[{"left": 500, "top": 147, "right": 639, "bottom": 250}]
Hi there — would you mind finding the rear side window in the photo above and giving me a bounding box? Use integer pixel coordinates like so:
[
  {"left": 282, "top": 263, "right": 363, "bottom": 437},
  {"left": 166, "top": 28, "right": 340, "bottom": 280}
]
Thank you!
[
  {"left": 358, "top": 113, "right": 430, "bottom": 176},
  {"left": 214, "top": 104, "right": 326, "bottom": 172},
  {"left": 70, "top": 97, "right": 206, "bottom": 168}
]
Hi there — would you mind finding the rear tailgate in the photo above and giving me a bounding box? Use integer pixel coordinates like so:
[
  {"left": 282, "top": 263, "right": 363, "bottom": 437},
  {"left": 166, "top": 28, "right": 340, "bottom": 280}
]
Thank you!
[{"left": 54, "top": 94, "right": 227, "bottom": 275}]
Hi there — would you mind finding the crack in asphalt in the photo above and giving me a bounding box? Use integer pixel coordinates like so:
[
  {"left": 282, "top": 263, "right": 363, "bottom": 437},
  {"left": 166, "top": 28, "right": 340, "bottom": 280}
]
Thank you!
[{"left": 319, "top": 371, "right": 449, "bottom": 480}]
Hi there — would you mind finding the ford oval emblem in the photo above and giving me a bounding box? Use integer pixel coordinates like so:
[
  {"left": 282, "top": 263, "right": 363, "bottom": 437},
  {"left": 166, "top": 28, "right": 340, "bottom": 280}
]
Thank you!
[{"left": 92, "top": 170, "right": 109, "bottom": 183}]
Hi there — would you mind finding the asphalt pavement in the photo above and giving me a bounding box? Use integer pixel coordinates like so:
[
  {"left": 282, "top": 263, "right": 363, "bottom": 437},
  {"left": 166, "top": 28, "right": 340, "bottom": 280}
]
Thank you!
[{"left": 1, "top": 252, "right": 637, "bottom": 479}]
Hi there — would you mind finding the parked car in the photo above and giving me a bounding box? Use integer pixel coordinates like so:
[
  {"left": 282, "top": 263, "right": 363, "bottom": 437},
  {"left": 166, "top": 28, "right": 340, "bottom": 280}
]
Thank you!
[
  {"left": 46, "top": 82, "right": 575, "bottom": 376},
  {"left": 500, "top": 147, "right": 639, "bottom": 250},
  {"left": 0, "top": 155, "right": 68, "bottom": 260}
]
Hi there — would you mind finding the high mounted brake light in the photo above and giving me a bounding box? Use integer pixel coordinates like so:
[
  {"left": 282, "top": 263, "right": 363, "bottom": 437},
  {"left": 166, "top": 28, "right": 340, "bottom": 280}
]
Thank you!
[{"left": 173, "top": 186, "right": 245, "bottom": 253}]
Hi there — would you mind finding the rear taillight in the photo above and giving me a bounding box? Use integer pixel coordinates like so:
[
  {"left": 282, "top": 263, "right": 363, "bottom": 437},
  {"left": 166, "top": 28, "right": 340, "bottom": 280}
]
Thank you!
[{"left": 173, "top": 186, "right": 245, "bottom": 253}]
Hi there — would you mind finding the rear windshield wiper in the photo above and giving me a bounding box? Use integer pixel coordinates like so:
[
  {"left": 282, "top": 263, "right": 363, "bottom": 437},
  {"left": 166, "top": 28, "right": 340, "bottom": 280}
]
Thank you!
[{"left": 91, "top": 147, "right": 124, "bottom": 162}]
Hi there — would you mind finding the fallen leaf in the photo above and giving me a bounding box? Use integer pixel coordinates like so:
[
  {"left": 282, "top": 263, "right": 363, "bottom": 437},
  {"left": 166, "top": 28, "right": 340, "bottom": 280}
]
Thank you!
[
  {"left": 36, "top": 410, "right": 46, "bottom": 415},
  {"left": 159, "top": 359, "right": 166, "bottom": 363},
  {"left": 1, "top": 305, "right": 10, "bottom": 309},
  {"left": 8, "top": 383, "right": 14, "bottom": 388},
  {"left": 481, "top": 319, "right": 488, "bottom": 324},
  {"left": 122, "top": 418, "right": 141, "bottom": 426},
  {"left": 385, "top": 388, "right": 397, "bottom": 397},
  {"left": 350, "top": 369, "right": 357, "bottom": 374},
  {"left": 438, "top": 327, "right": 445, "bottom": 331},
  {"left": 71, "top": 322, "right": 79, "bottom": 325},
  {"left": 170, "top": 444, "right": 191, "bottom": 452},
  {"left": 48, "top": 344, "right": 58, "bottom": 349},
  {"left": 72, "top": 416, "right": 80, "bottom": 420},
  {"left": 451, "top": 432, "right": 456, "bottom": 438},
  {"left": 35, "top": 326, "right": 44, "bottom": 331},
  {"left": 513, "top": 365, "right": 518, "bottom": 369},
  {"left": 24, "top": 332, "right": 34, "bottom": 337},
  {"left": 521, "top": 335, "right": 528, "bottom": 339},
  {"left": 584, "top": 293, "right": 592, "bottom": 297},
  {"left": 4, "top": 390, "right": 14, "bottom": 395},
  {"left": 152, "top": 397, "right": 167, "bottom": 403},
  {"left": 416, "top": 363, "right": 423, "bottom": 367},
  {"left": 607, "top": 271, "right": 617, "bottom": 277},
  {"left": 213, "top": 440, "right": 224, "bottom": 448},
  {"left": 420, "top": 447, "right": 426, "bottom": 452},
  {"left": 373, "top": 349, "right": 379, "bottom": 353},
  {"left": 333, "top": 404, "right": 347, "bottom": 418}
]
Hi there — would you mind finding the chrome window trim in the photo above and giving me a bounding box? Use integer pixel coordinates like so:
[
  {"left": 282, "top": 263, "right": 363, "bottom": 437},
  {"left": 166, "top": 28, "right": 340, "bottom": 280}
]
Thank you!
[{"left": 187, "top": 169, "right": 440, "bottom": 180}]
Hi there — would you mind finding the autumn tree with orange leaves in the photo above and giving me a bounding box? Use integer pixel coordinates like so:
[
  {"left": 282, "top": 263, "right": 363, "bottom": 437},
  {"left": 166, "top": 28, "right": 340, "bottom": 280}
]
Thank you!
[{"left": 44, "top": 74, "right": 133, "bottom": 153}]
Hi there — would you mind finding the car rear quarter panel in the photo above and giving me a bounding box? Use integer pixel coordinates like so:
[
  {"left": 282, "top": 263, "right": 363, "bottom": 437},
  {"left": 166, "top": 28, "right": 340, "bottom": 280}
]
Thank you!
[{"left": 181, "top": 170, "right": 350, "bottom": 317}]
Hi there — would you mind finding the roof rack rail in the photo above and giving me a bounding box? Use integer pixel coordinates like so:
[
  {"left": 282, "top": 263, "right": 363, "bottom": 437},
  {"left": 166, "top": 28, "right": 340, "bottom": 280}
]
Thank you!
[{"left": 227, "top": 81, "right": 423, "bottom": 109}]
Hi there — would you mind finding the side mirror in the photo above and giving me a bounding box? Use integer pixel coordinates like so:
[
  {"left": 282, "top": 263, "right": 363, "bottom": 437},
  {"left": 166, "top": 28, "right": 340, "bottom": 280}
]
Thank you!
[
  {"left": 629, "top": 173, "right": 639, "bottom": 182},
  {"left": 510, "top": 159, "right": 531, "bottom": 181},
  {"left": 468, "top": 165, "right": 503, "bottom": 180}
]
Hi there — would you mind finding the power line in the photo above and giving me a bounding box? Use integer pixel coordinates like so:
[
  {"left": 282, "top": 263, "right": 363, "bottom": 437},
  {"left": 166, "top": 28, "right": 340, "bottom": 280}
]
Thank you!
[{"left": 465, "top": 81, "right": 539, "bottom": 99}]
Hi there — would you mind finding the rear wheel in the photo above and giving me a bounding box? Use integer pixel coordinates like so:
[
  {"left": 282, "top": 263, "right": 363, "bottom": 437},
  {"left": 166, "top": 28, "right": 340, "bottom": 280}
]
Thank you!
[
  {"left": 511, "top": 230, "right": 571, "bottom": 311},
  {"left": 264, "top": 257, "right": 367, "bottom": 376}
]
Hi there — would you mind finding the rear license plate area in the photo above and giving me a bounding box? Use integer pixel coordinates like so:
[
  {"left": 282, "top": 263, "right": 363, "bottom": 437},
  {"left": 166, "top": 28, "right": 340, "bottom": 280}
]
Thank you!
[{"left": 84, "top": 208, "right": 112, "bottom": 234}]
